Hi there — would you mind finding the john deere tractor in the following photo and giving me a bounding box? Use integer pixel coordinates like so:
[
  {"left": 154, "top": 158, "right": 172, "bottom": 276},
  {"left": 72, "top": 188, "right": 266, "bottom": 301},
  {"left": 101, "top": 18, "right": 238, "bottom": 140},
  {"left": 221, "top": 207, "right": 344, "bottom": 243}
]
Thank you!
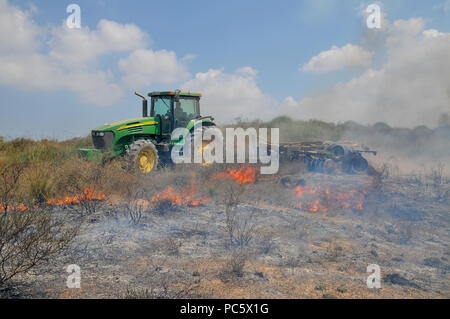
[{"left": 78, "top": 91, "right": 215, "bottom": 174}]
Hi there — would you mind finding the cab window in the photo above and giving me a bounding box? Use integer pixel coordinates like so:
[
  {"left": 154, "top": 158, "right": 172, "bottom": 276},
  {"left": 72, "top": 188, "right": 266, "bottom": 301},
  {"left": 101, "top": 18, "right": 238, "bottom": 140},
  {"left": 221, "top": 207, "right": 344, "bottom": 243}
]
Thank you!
[
  {"left": 180, "top": 98, "right": 199, "bottom": 117},
  {"left": 152, "top": 97, "right": 172, "bottom": 117},
  {"left": 174, "top": 97, "right": 199, "bottom": 128}
]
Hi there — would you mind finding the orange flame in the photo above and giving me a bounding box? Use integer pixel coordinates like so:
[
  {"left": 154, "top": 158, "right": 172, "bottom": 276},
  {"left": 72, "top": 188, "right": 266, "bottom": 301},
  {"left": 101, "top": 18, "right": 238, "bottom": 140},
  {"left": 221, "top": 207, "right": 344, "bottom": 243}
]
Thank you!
[
  {"left": 293, "top": 185, "right": 316, "bottom": 197},
  {"left": 294, "top": 185, "right": 365, "bottom": 213},
  {"left": 0, "top": 188, "right": 109, "bottom": 213},
  {"left": 0, "top": 186, "right": 106, "bottom": 212},
  {"left": 151, "top": 183, "right": 210, "bottom": 207},
  {"left": 46, "top": 186, "right": 106, "bottom": 206},
  {"left": 213, "top": 166, "right": 259, "bottom": 184}
]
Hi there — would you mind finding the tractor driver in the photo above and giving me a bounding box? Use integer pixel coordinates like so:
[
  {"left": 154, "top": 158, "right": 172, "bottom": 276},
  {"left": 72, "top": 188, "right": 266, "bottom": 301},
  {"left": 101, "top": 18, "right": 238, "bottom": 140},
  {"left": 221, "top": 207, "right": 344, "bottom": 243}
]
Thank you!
[{"left": 174, "top": 101, "right": 189, "bottom": 127}]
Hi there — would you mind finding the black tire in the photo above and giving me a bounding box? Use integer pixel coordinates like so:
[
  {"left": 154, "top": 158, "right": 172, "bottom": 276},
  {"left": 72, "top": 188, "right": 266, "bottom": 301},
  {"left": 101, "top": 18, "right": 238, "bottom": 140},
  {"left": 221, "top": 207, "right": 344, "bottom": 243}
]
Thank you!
[
  {"left": 348, "top": 156, "right": 369, "bottom": 174},
  {"left": 126, "top": 140, "right": 159, "bottom": 175},
  {"left": 326, "top": 144, "right": 346, "bottom": 158}
]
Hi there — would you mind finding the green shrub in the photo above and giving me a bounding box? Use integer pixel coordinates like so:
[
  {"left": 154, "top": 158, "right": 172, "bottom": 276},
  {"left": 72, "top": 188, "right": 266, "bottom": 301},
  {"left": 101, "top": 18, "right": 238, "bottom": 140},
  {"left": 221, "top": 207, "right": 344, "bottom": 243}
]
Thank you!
[{"left": 24, "top": 163, "right": 54, "bottom": 204}]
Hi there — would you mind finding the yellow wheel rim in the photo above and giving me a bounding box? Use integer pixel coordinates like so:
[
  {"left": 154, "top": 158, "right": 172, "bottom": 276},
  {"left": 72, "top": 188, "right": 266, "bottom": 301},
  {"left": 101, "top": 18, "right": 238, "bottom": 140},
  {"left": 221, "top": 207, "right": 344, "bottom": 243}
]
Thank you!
[
  {"left": 200, "top": 140, "right": 212, "bottom": 166},
  {"left": 138, "top": 149, "right": 155, "bottom": 174}
]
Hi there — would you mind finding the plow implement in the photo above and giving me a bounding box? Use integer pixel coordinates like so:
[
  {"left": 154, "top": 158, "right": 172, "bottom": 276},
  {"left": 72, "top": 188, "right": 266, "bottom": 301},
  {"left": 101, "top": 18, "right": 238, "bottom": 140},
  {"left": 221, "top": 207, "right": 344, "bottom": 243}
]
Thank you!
[{"left": 273, "top": 140, "right": 376, "bottom": 174}]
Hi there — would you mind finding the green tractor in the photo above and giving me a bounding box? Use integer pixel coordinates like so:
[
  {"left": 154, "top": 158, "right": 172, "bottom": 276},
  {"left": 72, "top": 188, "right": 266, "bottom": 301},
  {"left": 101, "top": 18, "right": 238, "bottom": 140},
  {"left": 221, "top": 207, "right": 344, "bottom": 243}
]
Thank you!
[{"left": 78, "top": 90, "right": 216, "bottom": 174}]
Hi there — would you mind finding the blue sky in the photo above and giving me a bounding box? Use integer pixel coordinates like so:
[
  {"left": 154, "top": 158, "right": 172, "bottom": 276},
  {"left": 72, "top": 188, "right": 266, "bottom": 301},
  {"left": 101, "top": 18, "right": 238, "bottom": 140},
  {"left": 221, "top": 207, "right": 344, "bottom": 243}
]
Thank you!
[{"left": 1, "top": 0, "right": 450, "bottom": 139}]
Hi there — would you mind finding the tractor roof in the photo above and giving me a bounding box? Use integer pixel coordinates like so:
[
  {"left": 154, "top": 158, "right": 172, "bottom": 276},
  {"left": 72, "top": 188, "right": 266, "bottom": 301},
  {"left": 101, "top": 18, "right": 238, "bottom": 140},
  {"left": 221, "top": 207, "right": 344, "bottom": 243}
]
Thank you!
[{"left": 148, "top": 91, "right": 202, "bottom": 97}]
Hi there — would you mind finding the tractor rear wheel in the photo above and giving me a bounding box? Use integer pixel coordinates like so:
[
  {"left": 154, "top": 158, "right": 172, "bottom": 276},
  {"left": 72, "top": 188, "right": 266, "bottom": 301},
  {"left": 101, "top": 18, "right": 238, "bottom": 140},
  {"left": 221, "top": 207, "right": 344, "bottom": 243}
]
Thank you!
[
  {"left": 190, "top": 126, "right": 215, "bottom": 166},
  {"left": 127, "top": 140, "right": 159, "bottom": 175}
]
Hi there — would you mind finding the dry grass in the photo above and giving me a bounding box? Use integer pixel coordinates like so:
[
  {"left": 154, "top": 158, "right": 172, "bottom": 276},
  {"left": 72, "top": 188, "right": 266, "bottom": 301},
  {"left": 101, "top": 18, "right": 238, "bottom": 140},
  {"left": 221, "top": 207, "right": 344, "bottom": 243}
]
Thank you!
[{"left": 121, "top": 279, "right": 201, "bottom": 299}]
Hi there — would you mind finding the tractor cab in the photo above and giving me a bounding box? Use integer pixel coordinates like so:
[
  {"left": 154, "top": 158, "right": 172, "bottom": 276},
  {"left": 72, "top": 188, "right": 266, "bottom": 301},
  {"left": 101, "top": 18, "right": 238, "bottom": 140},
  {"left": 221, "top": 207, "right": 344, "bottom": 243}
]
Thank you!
[{"left": 148, "top": 91, "right": 203, "bottom": 136}]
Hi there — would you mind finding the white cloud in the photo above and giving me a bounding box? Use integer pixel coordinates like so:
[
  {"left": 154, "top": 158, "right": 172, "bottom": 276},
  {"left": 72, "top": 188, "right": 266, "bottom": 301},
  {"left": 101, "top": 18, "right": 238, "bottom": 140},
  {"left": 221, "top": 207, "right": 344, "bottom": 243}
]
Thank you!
[
  {"left": 49, "top": 19, "right": 149, "bottom": 67},
  {"left": 301, "top": 44, "right": 373, "bottom": 73},
  {"left": 0, "top": 54, "right": 63, "bottom": 90},
  {"left": 181, "top": 68, "right": 276, "bottom": 124},
  {"left": 282, "top": 96, "right": 299, "bottom": 108},
  {"left": 181, "top": 53, "right": 196, "bottom": 62},
  {"left": 119, "top": 49, "right": 189, "bottom": 89},
  {"left": 0, "top": 0, "right": 186, "bottom": 106},
  {"left": 386, "top": 18, "right": 424, "bottom": 45},
  {"left": 64, "top": 70, "right": 124, "bottom": 105},
  {"left": 235, "top": 66, "right": 258, "bottom": 77},
  {"left": 0, "top": 0, "right": 42, "bottom": 53},
  {"left": 0, "top": 53, "right": 123, "bottom": 105},
  {"left": 290, "top": 18, "right": 450, "bottom": 128}
]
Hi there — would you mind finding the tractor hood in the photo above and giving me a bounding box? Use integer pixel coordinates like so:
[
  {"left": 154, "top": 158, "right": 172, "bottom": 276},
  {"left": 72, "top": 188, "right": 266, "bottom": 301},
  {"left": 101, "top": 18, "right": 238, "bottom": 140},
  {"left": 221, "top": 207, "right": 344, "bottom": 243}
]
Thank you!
[{"left": 93, "top": 117, "right": 159, "bottom": 132}]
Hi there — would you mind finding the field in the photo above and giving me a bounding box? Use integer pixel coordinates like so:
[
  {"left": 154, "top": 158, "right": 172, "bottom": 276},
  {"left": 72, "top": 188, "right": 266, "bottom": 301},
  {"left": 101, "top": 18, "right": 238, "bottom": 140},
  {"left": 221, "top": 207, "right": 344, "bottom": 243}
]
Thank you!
[{"left": 0, "top": 118, "right": 449, "bottom": 299}]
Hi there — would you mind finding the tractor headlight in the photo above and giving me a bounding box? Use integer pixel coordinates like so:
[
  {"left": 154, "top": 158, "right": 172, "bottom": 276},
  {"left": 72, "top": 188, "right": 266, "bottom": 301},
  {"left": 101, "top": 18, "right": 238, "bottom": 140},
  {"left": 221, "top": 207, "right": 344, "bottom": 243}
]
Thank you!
[{"left": 98, "top": 132, "right": 105, "bottom": 137}]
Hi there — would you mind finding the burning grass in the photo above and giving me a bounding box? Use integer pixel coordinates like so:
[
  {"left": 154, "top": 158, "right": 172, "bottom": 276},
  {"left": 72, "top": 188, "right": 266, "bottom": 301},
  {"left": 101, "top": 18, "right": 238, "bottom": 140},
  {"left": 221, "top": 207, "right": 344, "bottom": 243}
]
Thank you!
[
  {"left": 148, "top": 166, "right": 260, "bottom": 212},
  {"left": 293, "top": 183, "right": 368, "bottom": 213},
  {"left": 213, "top": 165, "right": 259, "bottom": 184},
  {"left": 150, "top": 171, "right": 211, "bottom": 212},
  {"left": 151, "top": 184, "right": 210, "bottom": 208},
  {"left": 0, "top": 187, "right": 106, "bottom": 213},
  {"left": 46, "top": 186, "right": 106, "bottom": 206}
]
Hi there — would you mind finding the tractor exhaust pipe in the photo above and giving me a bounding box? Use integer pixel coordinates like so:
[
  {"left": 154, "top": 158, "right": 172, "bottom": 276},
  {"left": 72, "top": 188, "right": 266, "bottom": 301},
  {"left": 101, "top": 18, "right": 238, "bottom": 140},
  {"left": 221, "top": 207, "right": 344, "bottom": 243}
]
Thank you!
[{"left": 135, "top": 92, "right": 148, "bottom": 117}]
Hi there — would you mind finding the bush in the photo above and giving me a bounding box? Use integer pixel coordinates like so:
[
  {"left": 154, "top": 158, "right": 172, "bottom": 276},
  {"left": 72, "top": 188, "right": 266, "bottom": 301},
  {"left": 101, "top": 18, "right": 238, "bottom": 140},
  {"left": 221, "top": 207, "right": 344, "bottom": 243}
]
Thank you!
[
  {"left": 221, "top": 248, "right": 249, "bottom": 279},
  {"left": 0, "top": 208, "right": 79, "bottom": 290},
  {"left": 52, "top": 158, "right": 106, "bottom": 215},
  {"left": 0, "top": 162, "right": 25, "bottom": 212},
  {"left": 122, "top": 287, "right": 152, "bottom": 299},
  {"left": 0, "top": 139, "right": 74, "bottom": 165},
  {"left": 23, "top": 163, "right": 54, "bottom": 204},
  {"left": 324, "top": 240, "right": 344, "bottom": 262},
  {"left": 125, "top": 192, "right": 149, "bottom": 227},
  {"left": 373, "top": 122, "right": 392, "bottom": 133}
]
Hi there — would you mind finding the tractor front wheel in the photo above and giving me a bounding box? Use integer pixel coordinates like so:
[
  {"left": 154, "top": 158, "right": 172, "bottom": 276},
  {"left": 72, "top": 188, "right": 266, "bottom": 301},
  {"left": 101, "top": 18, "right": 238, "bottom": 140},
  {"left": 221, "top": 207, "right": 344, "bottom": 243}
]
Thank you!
[{"left": 127, "top": 140, "right": 159, "bottom": 175}]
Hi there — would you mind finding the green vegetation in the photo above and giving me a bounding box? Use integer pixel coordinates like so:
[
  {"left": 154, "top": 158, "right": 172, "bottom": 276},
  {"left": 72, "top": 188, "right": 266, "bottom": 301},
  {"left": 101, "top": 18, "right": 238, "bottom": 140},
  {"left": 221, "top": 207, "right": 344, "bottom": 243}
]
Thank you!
[
  {"left": 233, "top": 116, "right": 346, "bottom": 141},
  {"left": 0, "top": 116, "right": 447, "bottom": 205},
  {"left": 0, "top": 136, "right": 128, "bottom": 206},
  {"left": 233, "top": 117, "right": 373, "bottom": 142}
]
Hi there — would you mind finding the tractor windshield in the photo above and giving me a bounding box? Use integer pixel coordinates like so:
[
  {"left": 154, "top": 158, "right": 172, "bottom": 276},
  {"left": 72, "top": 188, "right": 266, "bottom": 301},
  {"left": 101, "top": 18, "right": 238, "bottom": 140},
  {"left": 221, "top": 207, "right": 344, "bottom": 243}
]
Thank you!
[
  {"left": 174, "top": 97, "right": 200, "bottom": 128},
  {"left": 178, "top": 97, "right": 199, "bottom": 117}
]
